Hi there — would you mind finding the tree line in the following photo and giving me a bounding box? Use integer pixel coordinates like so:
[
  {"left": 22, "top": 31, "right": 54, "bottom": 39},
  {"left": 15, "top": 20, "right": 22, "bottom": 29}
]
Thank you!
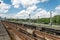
[{"left": 8, "top": 15, "right": 60, "bottom": 25}]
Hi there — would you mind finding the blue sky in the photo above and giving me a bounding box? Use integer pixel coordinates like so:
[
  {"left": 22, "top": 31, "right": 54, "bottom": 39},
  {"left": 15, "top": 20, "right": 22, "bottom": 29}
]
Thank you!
[
  {"left": 0, "top": 0, "right": 60, "bottom": 19},
  {"left": 37, "top": 0, "right": 60, "bottom": 11}
]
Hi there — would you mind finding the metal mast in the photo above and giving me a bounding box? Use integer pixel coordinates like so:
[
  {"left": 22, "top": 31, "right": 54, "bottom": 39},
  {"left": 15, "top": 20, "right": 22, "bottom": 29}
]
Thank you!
[
  {"left": 50, "top": 11, "right": 52, "bottom": 27},
  {"left": 29, "top": 14, "right": 31, "bottom": 24}
]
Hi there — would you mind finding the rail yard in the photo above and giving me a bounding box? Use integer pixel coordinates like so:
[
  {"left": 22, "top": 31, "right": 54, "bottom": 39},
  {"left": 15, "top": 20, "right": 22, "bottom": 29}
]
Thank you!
[
  {"left": 0, "top": 0, "right": 60, "bottom": 40},
  {"left": 0, "top": 20, "right": 60, "bottom": 40}
]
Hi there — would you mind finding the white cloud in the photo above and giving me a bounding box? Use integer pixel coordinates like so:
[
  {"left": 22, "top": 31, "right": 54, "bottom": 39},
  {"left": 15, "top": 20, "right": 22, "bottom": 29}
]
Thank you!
[
  {"left": 26, "top": 5, "right": 37, "bottom": 14},
  {"left": 0, "top": 13, "right": 15, "bottom": 18},
  {"left": 13, "top": 4, "right": 20, "bottom": 8},
  {"left": 11, "top": 0, "right": 48, "bottom": 8},
  {"left": 30, "top": 5, "right": 60, "bottom": 19},
  {"left": 15, "top": 7, "right": 60, "bottom": 19},
  {"left": 55, "top": 5, "right": 60, "bottom": 10},
  {"left": 2, "top": 5, "right": 60, "bottom": 19},
  {"left": 15, "top": 5, "right": 37, "bottom": 19},
  {"left": 31, "top": 9, "right": 50, "bottom": 19},
  {"left": 54, "top": 5, "right": 60, "bottom": 16},
  {"left": 14, "top": 5, "right": 52, "bottom": 19},
  {"left": 0, "top": 0, "right": 11, "bottom": 13}
]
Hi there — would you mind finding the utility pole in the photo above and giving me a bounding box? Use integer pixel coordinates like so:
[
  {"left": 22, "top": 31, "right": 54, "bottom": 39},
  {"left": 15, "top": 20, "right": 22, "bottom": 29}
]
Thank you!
[
  {"left": 50, "top": 11, "right": 52, "bottom": 27},
  {"left": 0, "top": 2, "right": 1, "bottom": 21},
  {"left": 0, "top": 17, "right": 1, "bottom": 22},
  {"left": 29, "top": 14, "right": 31, "bottom": 24},
  {"left": 37, "top": 16, "right": 39, "bottom": 23},
  {"left": 3, "top": 17, "right": 7, "bottom": 21},
  {"left": 17, "top": 17, "right": 18, "bottom": 22},
  {"left": 36, "top": 16, "right": 39, "bottom": 30}
]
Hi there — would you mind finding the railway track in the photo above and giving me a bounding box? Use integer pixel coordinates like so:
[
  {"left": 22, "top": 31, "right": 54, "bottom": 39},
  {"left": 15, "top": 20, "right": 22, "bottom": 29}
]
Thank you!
[
  {"left": 2, "top": 21, "right": 42, "bottom": 40},
  {"left": 2, "top": 21, "right": 60, "bottom": 40}
]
